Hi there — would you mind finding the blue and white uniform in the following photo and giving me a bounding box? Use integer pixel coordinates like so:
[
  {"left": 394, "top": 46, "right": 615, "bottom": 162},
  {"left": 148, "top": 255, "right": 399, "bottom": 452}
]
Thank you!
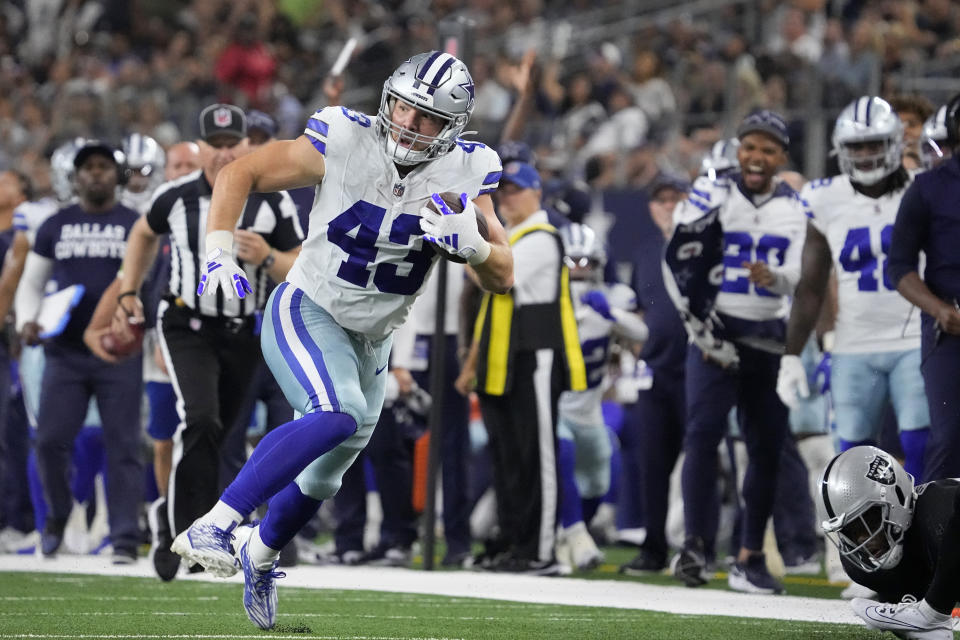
[
  {"left": 558, "top": 281, "right": 638, "bottom": 499},
  {"left": 802, "top": 174, "right": 928, "bottom": 444},
  {"left": 260, "top": 105, "right": 501, "bottom": 499},
  {"left": 670, "top": 172, "right": 808, "bottom": 557}
]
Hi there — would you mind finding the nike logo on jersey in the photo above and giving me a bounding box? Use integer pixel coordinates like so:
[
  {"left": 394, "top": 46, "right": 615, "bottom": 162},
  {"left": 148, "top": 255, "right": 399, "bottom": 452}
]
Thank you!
[{"left": 375, "top": 364, "right": 387, "bottom": 375}]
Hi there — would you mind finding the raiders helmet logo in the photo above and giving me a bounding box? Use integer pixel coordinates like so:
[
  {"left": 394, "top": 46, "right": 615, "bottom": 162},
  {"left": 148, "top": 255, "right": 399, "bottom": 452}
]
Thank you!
[
  {"left": 866, "top": 455, "right": 896, "bottom": 485},
  {"left": 213, "top": 108, "right": 233, "bottom": 127}
]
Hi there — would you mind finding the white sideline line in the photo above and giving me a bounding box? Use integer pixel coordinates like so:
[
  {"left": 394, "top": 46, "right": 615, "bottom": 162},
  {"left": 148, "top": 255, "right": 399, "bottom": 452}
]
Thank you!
[{"left": 0, "top": 555, "right": 860, "bottom": 626}]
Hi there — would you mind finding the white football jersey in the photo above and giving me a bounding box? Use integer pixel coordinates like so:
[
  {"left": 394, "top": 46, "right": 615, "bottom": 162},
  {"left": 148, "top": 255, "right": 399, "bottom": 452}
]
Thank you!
[
  {"left": 13, "top": 197, "right": 59, "bottom": 245},
  {"left": 675, "top": 174, "right": 808, "bottom": 321},
  {"left": 559, "top": 280, "right": 637, "bottom": 426},
  {"left": 803, "top": 174, "right": 920, "bottom": 353},
  {"left": 287, "top": 106, "right": 502, "bottom": 339}
]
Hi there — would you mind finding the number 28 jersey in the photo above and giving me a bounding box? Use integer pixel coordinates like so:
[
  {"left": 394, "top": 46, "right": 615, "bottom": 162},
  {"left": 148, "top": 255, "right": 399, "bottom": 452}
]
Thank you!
[
  {"left": 286, "top": 106, "right": 502, "bottom": 339},
  {"left": 802, "top": 174, "right": 920, "bottom": 354}
]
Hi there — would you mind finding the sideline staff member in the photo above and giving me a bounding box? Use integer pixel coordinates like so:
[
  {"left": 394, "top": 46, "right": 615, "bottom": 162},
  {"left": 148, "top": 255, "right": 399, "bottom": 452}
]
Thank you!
[
  {"left": 112, "top": 104, "right": 303, "bottom": 576},
  {"left": 18, "top": 141, "right": 143, "bottom": 563},
  {"left": 460, "top": 161, "right": 586, "bottom": 574},
  {"left": 887, "top": 92, "right": 960, "bottom": 482}
]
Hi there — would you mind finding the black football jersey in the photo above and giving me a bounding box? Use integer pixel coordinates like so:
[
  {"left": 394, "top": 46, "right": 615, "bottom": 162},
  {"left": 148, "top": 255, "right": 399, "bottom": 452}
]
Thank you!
[{"left": 842, "top": 478, "right": 960, "bottom": 601}]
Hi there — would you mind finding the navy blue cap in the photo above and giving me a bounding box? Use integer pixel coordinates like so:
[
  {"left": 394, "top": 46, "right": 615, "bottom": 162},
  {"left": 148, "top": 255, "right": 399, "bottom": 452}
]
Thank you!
[
  {"left": 246, "top": 109, "right": 278, "bottom": 137},
  {"left": 501, "top": 161, "right": 542, "bottom": 190},
  {"left": 648, "top": 173, "right": 691, "bottom": 198},
  {"left": 736, "top": 109, "right": 790, "bottom": 148}
]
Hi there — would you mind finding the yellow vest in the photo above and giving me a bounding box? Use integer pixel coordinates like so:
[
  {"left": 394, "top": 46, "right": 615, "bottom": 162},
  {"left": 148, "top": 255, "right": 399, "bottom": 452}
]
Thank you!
[{"left": 473, "top": 223, "right": 587, "bottom": 396}]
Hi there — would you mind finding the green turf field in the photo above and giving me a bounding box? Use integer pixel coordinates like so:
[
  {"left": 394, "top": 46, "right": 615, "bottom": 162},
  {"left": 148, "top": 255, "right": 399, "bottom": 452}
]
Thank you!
[{"left": 0, "top": 570, "right": 880, "bottom": 640}]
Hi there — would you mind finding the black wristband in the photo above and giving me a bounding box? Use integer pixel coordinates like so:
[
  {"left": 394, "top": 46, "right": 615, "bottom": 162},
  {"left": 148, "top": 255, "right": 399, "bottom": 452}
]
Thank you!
[{"left": 117, "top": 291, "right": 137, "bottom": 306}]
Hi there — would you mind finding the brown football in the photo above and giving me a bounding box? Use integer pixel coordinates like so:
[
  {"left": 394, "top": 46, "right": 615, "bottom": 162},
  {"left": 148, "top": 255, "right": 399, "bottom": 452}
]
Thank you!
[
  {"left": 424, "top": 192, "right": 490, "bottom": 264},
  {"left": 100, "top": 317, "right": 145, "bottom": 359}
]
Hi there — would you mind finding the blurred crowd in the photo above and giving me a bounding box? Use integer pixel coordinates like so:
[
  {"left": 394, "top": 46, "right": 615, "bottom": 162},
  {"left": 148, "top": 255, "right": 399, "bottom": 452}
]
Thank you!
[{"left": 2, "top": 0, "right": 960, "bottom": 195}]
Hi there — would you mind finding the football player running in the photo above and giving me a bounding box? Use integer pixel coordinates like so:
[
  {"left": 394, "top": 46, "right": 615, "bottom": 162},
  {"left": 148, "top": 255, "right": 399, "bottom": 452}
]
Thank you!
[
  {"left": 778, "top": 97, "right": 929, "bottom": 480},
  {"left": 818, "top": 446, "right": 960, "bottom": 639},
  {"left": 554, "top": 223, "right": 648, "bottom": 572},
  {"left": 167, "top": 52, "right": 513, "bottom": 630}
]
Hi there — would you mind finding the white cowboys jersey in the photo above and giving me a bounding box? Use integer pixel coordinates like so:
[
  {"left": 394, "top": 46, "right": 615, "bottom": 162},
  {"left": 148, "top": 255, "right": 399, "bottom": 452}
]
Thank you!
[
  {"left": 288, "top": 105, "right": 502, "bottom": 339},
  {"left": 558, "top": 280, "right": 637, "bottom": 426},
  {"left": 13, "top": 198, "right": 59, "bottom": 246},
  {"left": 803, "top": 174, "right": 920, "bottom": 353},
  {"left": 675, "top": 174, "right": 808, "bottom": 321}
]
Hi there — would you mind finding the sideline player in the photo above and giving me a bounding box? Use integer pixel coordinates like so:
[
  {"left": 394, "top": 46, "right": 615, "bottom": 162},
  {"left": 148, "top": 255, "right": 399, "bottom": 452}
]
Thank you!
[
  {"left": 168, "top": 52, "right": 513, "bottom": 629},
  {"left": 778, "top": 96, "right": 929, "bottom": 479},
  {"left": 555, "top": 222, "right": 647, "bottom": 571},
  {"left": 665, "top": 110, "right": 809, "bottom": 594}
]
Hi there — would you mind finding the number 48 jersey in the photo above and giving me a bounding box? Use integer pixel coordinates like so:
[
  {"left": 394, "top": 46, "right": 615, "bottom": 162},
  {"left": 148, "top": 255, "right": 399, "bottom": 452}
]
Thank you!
[
  {"left": 287, "top": 105, "right": 502, "bottom": 339},
  {"left": 802, "top": 174, "right": 920, "bottom": 354}
]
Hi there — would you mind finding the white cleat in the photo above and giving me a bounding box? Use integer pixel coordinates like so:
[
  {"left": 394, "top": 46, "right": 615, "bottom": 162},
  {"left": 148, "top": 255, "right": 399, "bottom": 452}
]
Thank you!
[
  {"left": 170, "top": 520, "right": 239, "bottom": 578},
  {"left": 851, "top": 596, "right": 955, "bottom": 640},
  {"left": 237, "top": 524, "right": 286, "bottom": 630}
]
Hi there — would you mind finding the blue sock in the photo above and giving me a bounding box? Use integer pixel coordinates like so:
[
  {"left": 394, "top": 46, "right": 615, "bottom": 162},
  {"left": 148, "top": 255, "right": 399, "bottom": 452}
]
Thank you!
[
  {"left": 27, "top": 451, "right": 46, "bottom": 531},
  {"left": 258, "top": 482, "right": 323, "bottom": 550},
  {"left": 221, "top": 411, "right": 357, "bottom": 516},
  {"left": 557, "top": 438, "right": 582, "bottom": 528},
  {"left": 899, "top": 428, "right": 929, "bottom": 482},
  {"left": 838, "top": 438, "right": 872, "bottom": 452}
]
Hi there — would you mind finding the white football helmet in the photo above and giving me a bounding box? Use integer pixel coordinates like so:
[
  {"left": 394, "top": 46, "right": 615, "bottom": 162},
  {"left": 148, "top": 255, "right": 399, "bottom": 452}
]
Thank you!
[
  {"left": 816, "top": 445, "right": 915, "bottom": 573},
  {"left": 919, "top": 104, "right": 951, "bottom": 170},
  {"left": 699, "top": 138, "right": 740, "bottom": 180},
  {"left": 49, "top": 137, "right": 85, "bottom": 203},
  {"left": 560, "top": 222, "right": 606, "bottom": 280},
  {"left": 377, "top": 51, "right": 475, "bottom": 166},
  {"left": 121, "top": 133, "right": 166, "bottom": 212},
  {"left": 832, "top": 96, "right": 904, "bottom": 185}
]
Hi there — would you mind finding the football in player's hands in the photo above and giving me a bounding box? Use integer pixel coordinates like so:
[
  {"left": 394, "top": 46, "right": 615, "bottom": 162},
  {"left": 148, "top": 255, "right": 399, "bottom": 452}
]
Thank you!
[
  {"left": 100, "top": 317, "right": 145, "bottom": 359},
  {"left": 422, "top": 192, "right": 489, "bottom": 264}
]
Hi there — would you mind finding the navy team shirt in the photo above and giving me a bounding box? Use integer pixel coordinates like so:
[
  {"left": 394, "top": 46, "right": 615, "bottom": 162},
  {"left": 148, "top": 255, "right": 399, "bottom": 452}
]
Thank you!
[
  {"left": 888, "top": 154, "right": 960, "bottom": 308},
  {"left": 33, "top": 203, "right": 139, "bottom": 349},
  {"left": 631, "top": 230, "right": 687, "bottom": 376}
]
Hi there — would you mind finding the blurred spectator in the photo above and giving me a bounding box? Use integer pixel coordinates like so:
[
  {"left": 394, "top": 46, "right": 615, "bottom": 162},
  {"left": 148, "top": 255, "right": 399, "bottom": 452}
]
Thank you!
[
  {"left": 579, "top": 85, "right": 649, "bottom": 170},
  {"left": 889, "top": 94, "right": 935, "bottom": 170},
  {"left": 768, "top": 6, "right": 824, "bottom": 64},
  {"left": 626, "top": 49, "right": 678, "bottom": 144},
  {"left": 214, "top": 13, "right": 277, "bottom": 109}
]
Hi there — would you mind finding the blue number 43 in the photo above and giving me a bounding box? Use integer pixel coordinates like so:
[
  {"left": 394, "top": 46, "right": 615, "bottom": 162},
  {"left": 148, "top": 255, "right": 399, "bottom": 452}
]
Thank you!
[
  {"left": 838, "top": 224, "right": 893, "bottom": 291},
  {"left": 327, "top": 200, "right": 435, "bottom": 295}
]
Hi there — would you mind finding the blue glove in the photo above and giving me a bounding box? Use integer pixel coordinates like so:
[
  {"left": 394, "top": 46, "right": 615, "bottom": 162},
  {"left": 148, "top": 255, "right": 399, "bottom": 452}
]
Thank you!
[
  {"left": 580, "top": 290, "right": 615, "bottom": 321},
  {"left": 814, "top": 353, "right": 831, "bottom": 394}
]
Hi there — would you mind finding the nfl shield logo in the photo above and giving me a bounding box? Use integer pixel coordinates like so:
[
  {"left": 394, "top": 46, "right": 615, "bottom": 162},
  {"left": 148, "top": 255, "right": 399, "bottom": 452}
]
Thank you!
[
  {"left": 393, "top": 183, "right": 405, "bottom": 197},
  {"left": 213, "top": 108, "right": 233, "bottom": 127}
]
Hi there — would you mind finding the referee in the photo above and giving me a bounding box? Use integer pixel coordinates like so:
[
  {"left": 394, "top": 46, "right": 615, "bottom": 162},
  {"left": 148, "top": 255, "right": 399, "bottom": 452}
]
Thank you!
[
  {"left": 459, "top": 161, "right": 586, "bottom": 574},
  {"left": 113, "top": 104, "right": 303, "bottom": 579}
]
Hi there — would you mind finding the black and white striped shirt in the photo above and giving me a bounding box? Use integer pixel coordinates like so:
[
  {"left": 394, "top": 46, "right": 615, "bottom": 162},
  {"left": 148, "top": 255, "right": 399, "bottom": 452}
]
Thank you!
[{"left": 146, "top": 170, "right": 303, "bottom": 318}]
